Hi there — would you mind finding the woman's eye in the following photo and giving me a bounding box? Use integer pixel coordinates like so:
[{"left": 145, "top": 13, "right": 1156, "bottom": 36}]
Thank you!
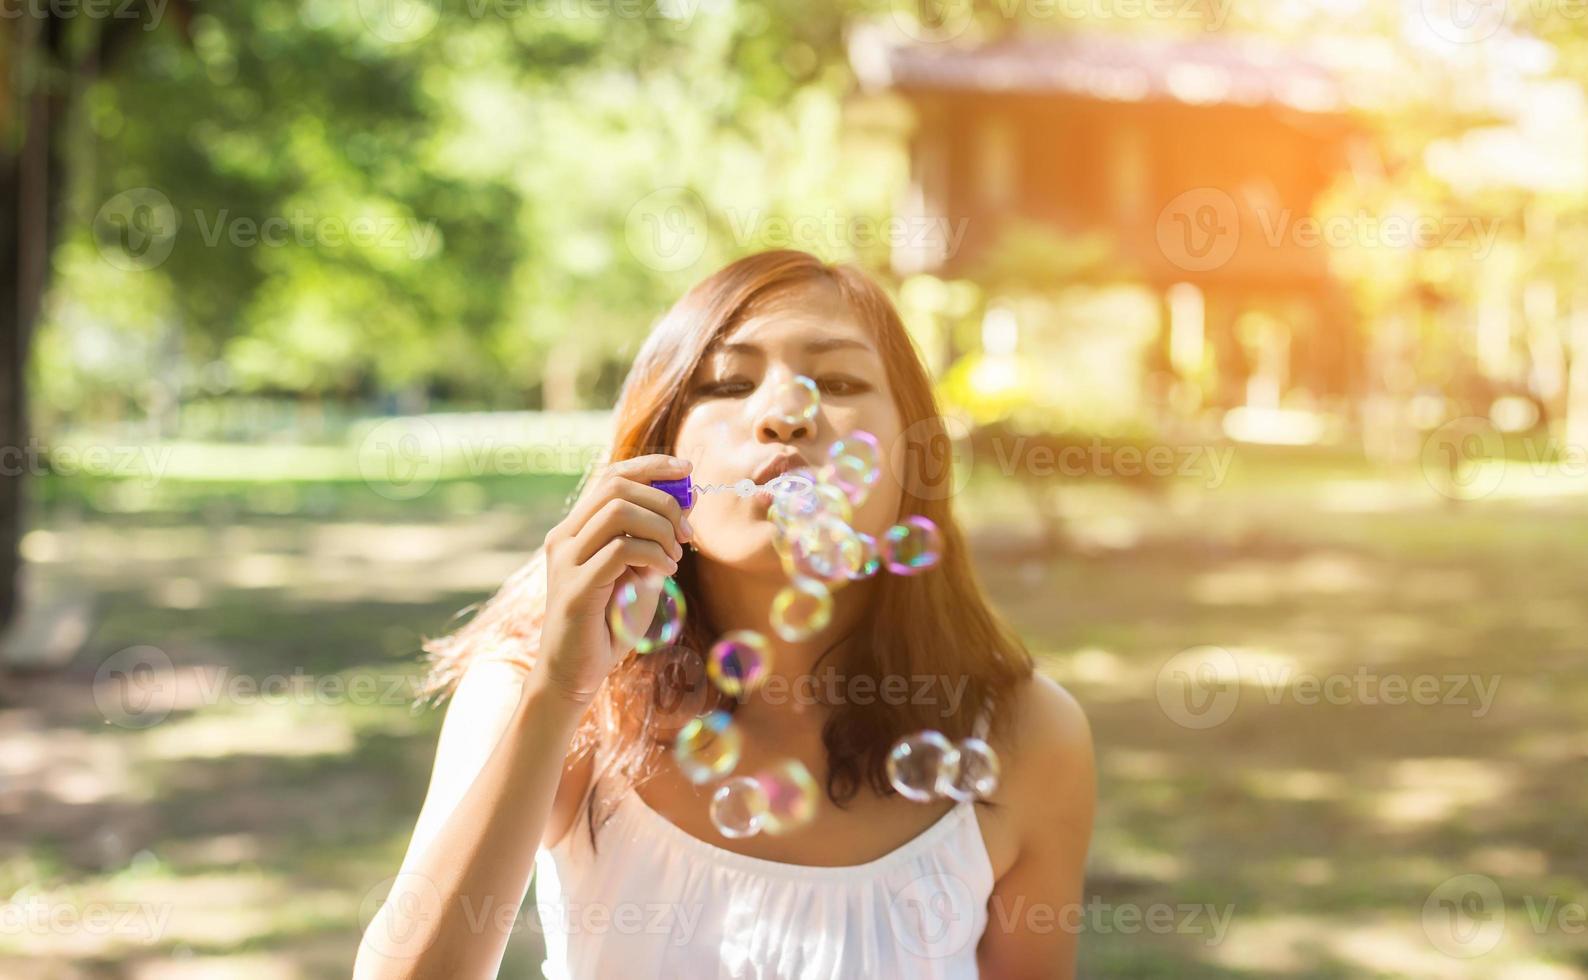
[
  {"left": 817, "top": 376, "right": 869, "bottom": 397},
  {"left": 695, "top": 378, "right": 755, "bottom": 398}
]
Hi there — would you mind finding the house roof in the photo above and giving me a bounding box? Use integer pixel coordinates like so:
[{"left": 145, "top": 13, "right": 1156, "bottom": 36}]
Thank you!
[{"left": 848, "top": 25, "right": 1346, "bottom": 115}]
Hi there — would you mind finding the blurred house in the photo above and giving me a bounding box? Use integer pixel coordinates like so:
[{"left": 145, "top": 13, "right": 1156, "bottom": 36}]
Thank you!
[{"left": 850, "top": 27, "right": 1367, "bottom": 418}]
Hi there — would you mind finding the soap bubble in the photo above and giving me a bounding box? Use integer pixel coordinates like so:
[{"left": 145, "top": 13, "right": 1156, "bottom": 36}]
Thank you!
[
  {"left": 808, "top": 482, "right": 854, "bottom": 525},
  {"left": 769, "top": 469, "right": 823, "bottom": 527},
  {"left": 783, "top": 515, "right": 864, "bottom": 585},
  {"left": 609, "top": 572, "right": 686, "bottom": 654},
  {"left": 674, "top": 710, "right": 742, "bottom": 784},
  {"left": 820, "top": 456, "right": 874, "bottom": 508},
  {"left": 766, "top": 469, "right": 817, "bottom": 499},
  {"left": 707, "top": 630, "right": 772, "bottom": 697},
  {"left": 710, "top": 775, "right": 769, "bottom": 839},
  {"left": 770, "top": 577, "right": 833, "bottom": 641},
  {"left": 756, "top": 759, "right": 818, "bottom": 834},
  {"left": 775, "top": 375, "right": 820, "bottom": 426},
  {"left": 882, "top": 516, "right": 942, "bottom": 575},
  {"left": 824, "top": 431, "right": 882, "bottom": 506},
  {"left": 941, "top": 737, "right": 1001, "bottom": 802},
  {"left": 829, "top": 429, "right": 881, "bottom": 470},
  {"left": 886, "top": 730, "right": 960, "bottom": 803},
  {"left": 846, "top": 531, "right": 881, "bottom": 580}
]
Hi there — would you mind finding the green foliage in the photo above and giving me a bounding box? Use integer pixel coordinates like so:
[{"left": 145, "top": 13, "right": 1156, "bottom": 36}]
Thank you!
[{"left": 35, "top": 0, "right": 890, "bottom": 422}]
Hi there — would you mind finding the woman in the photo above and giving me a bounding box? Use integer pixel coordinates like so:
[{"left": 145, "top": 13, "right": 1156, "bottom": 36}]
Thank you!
[{"left": 354, "top": 250, "right": 1095, "bottom": 979}]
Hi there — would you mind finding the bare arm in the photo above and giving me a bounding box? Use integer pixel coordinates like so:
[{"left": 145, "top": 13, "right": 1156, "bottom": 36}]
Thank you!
[
  {"left": 977, "top": 675, "right": 1097, "bottom": 979},
  {"left": 353, "top": 662, "right": 588, "bottom": 978},
  {"left": 354, "top": 455, "right": 693, "bottom": 979}
]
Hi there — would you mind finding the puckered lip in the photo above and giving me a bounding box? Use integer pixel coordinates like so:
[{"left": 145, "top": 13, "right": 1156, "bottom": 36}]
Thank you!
[{"left": 751, "top": 451, "right": 810, "bottom": 487}]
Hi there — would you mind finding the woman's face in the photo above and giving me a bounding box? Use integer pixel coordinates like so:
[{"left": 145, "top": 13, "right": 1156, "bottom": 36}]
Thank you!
[{"left": 672, "top": 285, "right": 905, "bottom": 573}]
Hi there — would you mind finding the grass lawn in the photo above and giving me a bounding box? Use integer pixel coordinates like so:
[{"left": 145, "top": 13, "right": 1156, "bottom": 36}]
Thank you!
[{"left": 2, "top": 451, "right": 1585, "bottom": 978}]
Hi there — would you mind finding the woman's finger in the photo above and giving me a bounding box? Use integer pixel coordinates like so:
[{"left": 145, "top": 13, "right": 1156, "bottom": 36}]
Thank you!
[
  {"left": 576, "top": 536, "right": 677, "bottom": 589},
  {"left": 570, "top": 498, "right": 684, "bottom": 565},
  {"left": 561, "top": 459, "right": 691, "bottom": 542}
]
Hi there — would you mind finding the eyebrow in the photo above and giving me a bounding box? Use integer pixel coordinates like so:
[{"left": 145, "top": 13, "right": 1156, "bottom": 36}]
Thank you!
[{"left": 708, "top": 337, "right": 874, "bottom": 356}]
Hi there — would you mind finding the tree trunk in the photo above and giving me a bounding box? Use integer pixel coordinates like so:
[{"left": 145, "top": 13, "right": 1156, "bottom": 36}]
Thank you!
[
  {"left": 2, "top": 19, "right": 66, "bottom": 637},
  {"left": 0, "top": 8, "right": 191, "bottom": 642}
]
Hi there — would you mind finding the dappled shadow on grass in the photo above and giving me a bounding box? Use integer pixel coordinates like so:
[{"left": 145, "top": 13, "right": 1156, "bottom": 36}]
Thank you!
[
  {"left": 1, "top": 510, "right": 562, "bottom": 976},
  {"left": 5, "top": 492, "right": 1588, "bottom": 977},
  {"left": 980, "top": 502, "right": 1588, "bottom": 977}
]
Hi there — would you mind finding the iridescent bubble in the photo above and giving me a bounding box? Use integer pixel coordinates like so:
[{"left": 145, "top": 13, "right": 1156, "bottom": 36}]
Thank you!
[
  {"left": 882, "top": 516, "right": 942, "bottom": 575},
  {"left": 886, "top": 730, "right": 961, "bottom": 803},
  {"left": 941, "top": 737, "right": 1001, "bottom": 802},
  {"left": 707, "top": 630, "right": 772, "bottom": 697},
  {"left": 808, "top": 481, "right": 854, "bottom": 525},
  {"left": 784, "top": 515, "right": 863, "bottom": 585},
  {"left": 608, "top": 572, "right": 687, "bottom": 654},
  {"left": 775, "top": 375, "right": 820, "bottom": 426},
  {"left": 710, "top": 776, "right": 769, "bottom": 839},
  {"left": 825, "top": 430, "right": 882, "bottom": 506},
  {"left": 674, "top": 710, "right": 742, "bottom": 784},
  {"left": 756, "top": 758, "right": 819, "bottom": 834},
  {"left": 846, "top": 531, "right": 881, "bottom": 580},
  {"left": 830, "top": 430, "right": 881, "bottom": 470},
  {"left": 820, "top": 456, "right": 875, "bottom": 508},
  {"left": 769, "top": 468, "right": 822, "bottom": 527},
  {"left": 766, "top": 469, "right": 817, "bottom": 500},
  {"left": 770, "top": 577, "right": 833, "bottom": 641}
]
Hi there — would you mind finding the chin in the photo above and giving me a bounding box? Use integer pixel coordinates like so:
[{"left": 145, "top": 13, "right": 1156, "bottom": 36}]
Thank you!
[{"left": 692, "top": 519, "right": 786, "bottom": 573}]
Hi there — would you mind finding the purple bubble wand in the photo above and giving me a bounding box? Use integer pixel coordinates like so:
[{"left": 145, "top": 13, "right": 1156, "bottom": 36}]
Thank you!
[{"left": 650, "top": 473, "right": 815, "bottom": 511}]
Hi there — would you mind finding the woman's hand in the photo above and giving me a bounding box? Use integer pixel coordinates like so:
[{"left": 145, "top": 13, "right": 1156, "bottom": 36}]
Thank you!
[{"left": 535, "top": 454, "right": 693, "bottom": 704}]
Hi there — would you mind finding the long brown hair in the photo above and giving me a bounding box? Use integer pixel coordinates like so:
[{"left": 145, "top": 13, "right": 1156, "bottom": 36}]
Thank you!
[{"left": 416, "top": 249, "right": 1032, "bottom": 842}]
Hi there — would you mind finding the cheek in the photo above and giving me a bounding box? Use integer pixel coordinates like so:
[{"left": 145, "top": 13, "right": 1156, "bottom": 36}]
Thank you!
[
  {"left": 851, "top": 468, "right": 903, "bottom": 538},
  {"left": 673, "top": 410, "right": 740, "bottom": 475}
]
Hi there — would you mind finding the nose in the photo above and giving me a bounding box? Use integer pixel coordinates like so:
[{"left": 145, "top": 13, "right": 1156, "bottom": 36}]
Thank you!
[
  {"left": 757, "top": 408, "right": 814, "bottom": 444},
  {"left": 755, "top": 377, "right": 817, "bottom": 444}
]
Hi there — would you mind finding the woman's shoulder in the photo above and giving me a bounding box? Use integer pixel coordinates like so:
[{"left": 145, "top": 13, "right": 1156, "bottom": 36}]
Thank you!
[
  {"left": 1005, "top": 672, "right": 1092, "bottom": 764},
  {"left": 996, "top": 673, "right": 1096, "bottom": 830}
]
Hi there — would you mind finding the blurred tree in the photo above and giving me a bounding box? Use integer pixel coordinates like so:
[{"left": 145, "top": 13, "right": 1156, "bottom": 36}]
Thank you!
[
  {"left": 34, "top": 0, "right": 882, "bottom": 422},
  {"left": 1, "top": 2, "right": 192, "bottom": 639}
]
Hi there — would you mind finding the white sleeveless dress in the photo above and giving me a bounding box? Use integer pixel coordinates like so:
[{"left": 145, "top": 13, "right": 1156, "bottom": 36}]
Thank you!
[{"left": 530, "top": 779, "right": 996, "bottom": 979}]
